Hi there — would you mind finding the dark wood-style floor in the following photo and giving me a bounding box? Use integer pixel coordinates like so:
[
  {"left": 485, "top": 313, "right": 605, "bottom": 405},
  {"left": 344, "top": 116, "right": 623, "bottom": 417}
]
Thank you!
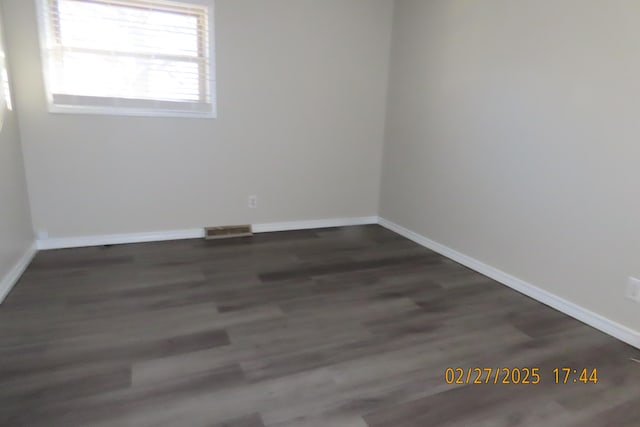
[{"left": 1, "top": 225, "right": 639, "bottom": 427}]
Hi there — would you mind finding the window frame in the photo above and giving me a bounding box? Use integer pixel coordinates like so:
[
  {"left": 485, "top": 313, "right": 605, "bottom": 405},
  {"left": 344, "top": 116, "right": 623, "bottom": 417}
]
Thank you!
[{"left": 36, "top": 0, "right": 217, "bottom": 119}]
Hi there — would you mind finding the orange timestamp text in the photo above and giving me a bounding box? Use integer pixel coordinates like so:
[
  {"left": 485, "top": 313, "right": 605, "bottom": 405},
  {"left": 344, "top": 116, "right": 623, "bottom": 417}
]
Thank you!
[
  {"left": 445, "top": 367, "right": 541, "bottom": 385},
  {"left": 444, "top": 367, "right": 598, "bottom": 385}
]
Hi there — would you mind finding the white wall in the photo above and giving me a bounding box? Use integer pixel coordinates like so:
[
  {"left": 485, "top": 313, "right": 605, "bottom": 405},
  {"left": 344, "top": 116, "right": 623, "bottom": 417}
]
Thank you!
[
  {"left": 2, "top": 0, "right": 393, "bottom": 239},
  {"left": 0, "top": 4, "right": 35, "bottom": 299},
  {"left": 381, "top": 0, "right": 640, "bottom": 331}
]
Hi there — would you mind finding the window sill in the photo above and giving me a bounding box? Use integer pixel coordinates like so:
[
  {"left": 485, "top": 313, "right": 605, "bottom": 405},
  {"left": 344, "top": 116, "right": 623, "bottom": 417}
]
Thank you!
[{"left": 48, "top": 104, "right": 217, "bottom": 119}]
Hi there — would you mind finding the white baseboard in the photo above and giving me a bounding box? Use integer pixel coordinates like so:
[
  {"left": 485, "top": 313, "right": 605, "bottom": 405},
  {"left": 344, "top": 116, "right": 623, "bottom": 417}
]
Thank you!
[
  {"left": 378, "top": 217, "right": 640, "bottom": 350},
  {"left": 36, "top": 216, "right": 379, "bottom": 250},
  {"left": 37, "top": 229, "right": 205, "bottom": 250},
  {"left": 252, "top": 216, "right": 379, "bottom": 233},
  {"left": 0, "top": 242, "right": 37, "bottom": 304}
]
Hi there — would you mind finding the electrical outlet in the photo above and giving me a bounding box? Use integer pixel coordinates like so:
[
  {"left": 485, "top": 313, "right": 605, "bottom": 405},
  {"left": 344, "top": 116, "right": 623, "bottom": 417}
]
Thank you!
[
  {"left": 248, "top": 195, "right": 258, "bottom": 209},
  {"left": 626, "top": 277, "right": 640, "bottom": 303}
]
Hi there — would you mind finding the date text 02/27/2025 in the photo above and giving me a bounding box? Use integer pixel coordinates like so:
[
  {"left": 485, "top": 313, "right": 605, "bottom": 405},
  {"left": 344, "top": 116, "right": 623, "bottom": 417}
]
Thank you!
[{"left": 444, "top": 367, "right": 598, "bottom": 385}]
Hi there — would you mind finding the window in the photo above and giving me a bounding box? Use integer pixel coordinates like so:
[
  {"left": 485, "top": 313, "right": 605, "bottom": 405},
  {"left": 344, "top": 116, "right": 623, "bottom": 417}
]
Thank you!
[
  {"left": 38, "top": 0, "right": 216, "bottom": 118},
  {"left": 0, "top": 16, "right": 12, "bottom": 132}
]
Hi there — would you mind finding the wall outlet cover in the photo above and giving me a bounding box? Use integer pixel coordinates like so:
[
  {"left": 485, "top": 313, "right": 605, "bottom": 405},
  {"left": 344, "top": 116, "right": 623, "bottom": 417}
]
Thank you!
[{"left": 626, "top": 277, "right": 640, "bottom": 303}]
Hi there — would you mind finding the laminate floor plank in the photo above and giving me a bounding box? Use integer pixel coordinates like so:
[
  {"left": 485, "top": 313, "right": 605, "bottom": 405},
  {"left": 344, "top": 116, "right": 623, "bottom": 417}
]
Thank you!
[
  {"left": 1, "top": 225, "right": 638, "bottom": 426},
  {"left": 211, "top": 414, "right": 266, "bottom": 427}
]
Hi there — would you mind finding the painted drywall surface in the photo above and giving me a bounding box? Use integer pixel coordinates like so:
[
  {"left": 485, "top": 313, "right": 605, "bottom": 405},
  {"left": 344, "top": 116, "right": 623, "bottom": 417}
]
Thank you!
[
  {"left": 0, "top": 4, "right": 34, "bottom": 287},
  {"left": 0, "top": 106, "right": 34, "bottom": 289},
  {"left": 381, "top": 0, "right": 640, "bottom": 329},
  {"left": 2, "top": 0, "right": 393, "bottom": 238}
]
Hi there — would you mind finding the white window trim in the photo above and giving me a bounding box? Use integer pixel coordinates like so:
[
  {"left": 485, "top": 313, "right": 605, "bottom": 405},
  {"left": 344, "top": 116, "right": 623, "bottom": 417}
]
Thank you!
[{"left": 35, "top": 0, "right": 217, "bottom": 119}]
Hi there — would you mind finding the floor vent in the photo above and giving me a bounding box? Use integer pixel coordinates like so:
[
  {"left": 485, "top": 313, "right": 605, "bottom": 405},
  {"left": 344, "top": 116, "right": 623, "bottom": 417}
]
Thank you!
[{"left": 204, "top": 225, "right": 253, "bottom": 240}]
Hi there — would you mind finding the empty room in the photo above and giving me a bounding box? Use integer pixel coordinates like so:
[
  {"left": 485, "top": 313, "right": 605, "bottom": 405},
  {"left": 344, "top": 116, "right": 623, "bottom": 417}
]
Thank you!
[{"left": 1, "top": 0, "right": 639, "bottom": 425}]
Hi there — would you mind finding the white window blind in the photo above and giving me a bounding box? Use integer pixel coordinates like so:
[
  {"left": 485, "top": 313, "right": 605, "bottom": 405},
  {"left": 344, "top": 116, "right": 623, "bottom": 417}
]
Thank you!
[{"left": 38, "top": 0, "right": 216, "bottom": 117}]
